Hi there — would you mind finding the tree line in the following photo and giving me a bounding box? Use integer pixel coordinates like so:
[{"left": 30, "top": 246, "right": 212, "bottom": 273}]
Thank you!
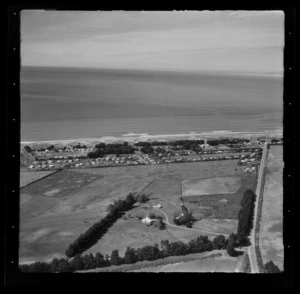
[
  {"left": 206, "top": 138, "right": 250, "bottom": 146},
  {"left": 19, "top": 243, "right": 281, "bottom": 273},
  {"left": 134, "top": 141, "right": 168, "bottom": 147},
  {"left": 169, "top": 140, "right": 205, "bottom": 152},
  {"left": 20, "top": 233, "right": 235, "bottom": 273},
  {"left": 236, "top": 189, "right": 256, "bottom": 245},
  {"left": 87, "top": 143, "right": 135, "bottom": 158},
  {"left": 65, "top": 193, "right": 148, "bottom": 258}
]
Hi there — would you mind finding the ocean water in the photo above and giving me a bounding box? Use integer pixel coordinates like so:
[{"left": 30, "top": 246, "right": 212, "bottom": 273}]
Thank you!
[{"left": 21, "top": 66, "right": 283, "bottom": 141}]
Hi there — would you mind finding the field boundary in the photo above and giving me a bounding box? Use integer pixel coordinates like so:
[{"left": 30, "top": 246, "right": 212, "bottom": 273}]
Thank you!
[
  {"left": 77, "top": 252, "right": 222, "bottom": 273},
  {"left": 182, "top": 192, "right": 239, "bottom": 202},
  {"left": 136, "top": 178, "right": 156, "bottom": 196},
  {"left": 20, "top": 168, "right": 63, "bottom": 189},
  {"left": 254, "top": 146, "right": 269, "bottom": 273}
]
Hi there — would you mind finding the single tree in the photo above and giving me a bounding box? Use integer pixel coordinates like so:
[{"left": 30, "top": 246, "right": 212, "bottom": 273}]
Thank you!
[
  {"left": 94, "top": 252, "right": 105, "bottom": 267},
  {"left": 24, "top": 145, "right": 32, "bottom": 153},
  {"left": 110, "top": 250, "right": 121, "bottom": 266},
  {"left": 124, "top": 247, "right": 136, "bottom": 264},
  {"left": 265, "top": 260, "right": 281, "bottom": 273}
]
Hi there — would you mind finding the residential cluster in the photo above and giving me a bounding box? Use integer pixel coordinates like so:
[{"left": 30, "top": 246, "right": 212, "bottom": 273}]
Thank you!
[{"left": 22, "top": 138, "right": 269, "bottom": 171}]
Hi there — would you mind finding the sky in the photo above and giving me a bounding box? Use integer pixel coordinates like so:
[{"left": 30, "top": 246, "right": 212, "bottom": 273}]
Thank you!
[{"left": 21, "top": 10, "right": 284, "bottom": 74}]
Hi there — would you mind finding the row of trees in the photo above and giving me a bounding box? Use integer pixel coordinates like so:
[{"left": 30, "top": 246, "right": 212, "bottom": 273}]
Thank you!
[
  {"left": 270, "top": 138, "right": 282, "bottom": 144},
  {"left": 19, "top": 252, "right": 110, "bottom": 273},
  {"left": 87, "top": 145, "right": 135, "bottom": 158},
  {"left": 72, "top": 144, "right": 87, "bottom": 149},
  {"left": 206, "top": 138, "right": 250, "bottom": 146},
  {"left": 237, "top": 189, "right": 256, "bottom": 245},
  {"left": 25, "top": 144, "right": 88, "bottom": 153},
  {"left": 20, "top": 233, "right": 234, "bottom": 273},
  {"left": 19, "top": 241, "right": 281, "bottom": 273},
  {"left": 134, "top": 141, "right": 168, "bottom": 147},
  {"left": 140, "top": 145, "right": 154, "bottom": 154},
  {"left": 65, "top": 193, "right": 139, "bottom": 258},
  {"left": 170, "top": 139, "right": 205, "bottom": 146},
  {"left": 169, "top": 140, "right": 205, "bottom": 151}
]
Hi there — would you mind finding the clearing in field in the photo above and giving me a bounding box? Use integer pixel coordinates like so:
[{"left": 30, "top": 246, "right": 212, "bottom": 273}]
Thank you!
[{"left": 182, "top": 176, "right": 241, "bottom": 196}]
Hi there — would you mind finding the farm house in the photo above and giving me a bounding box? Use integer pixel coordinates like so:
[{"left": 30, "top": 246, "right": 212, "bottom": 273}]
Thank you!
[{"left": 142, "top": 216, "right": 154, "bottom": 224}]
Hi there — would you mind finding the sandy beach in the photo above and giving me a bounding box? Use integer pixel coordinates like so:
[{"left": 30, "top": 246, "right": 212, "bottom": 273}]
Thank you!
[{"left": 21, "top": 129, "right": 282, "bottom": 148}]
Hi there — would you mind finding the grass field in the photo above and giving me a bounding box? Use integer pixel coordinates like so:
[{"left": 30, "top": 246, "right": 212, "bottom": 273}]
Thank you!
[
  {"left": 259, "top": 146, "right": 283, "bottom": 270},
  {"left": 130, "top": 251, "right": 244, "bottom": 272},
  {"left": 20, "top": 159, "right": 247, "bottom": 264},
  {"left": 182, "top": 176, "right": 241, "bottom": 196},
  {"left": 77, "top": 251, "right": 223, "bottom": 272},
  {"left": 182, "top": 176, "right": 257, "bottom": 219},
  {"left": 77, "top": 250, "right": 244, "bottom": 273},
  {"left": 20, "top": 171, "right": 57, "bottom": 188}
]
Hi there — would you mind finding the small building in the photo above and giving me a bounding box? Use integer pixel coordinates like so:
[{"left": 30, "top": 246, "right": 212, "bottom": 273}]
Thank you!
[
  {"left": 142, "top": 216, "right": 154, "bottom": 224},
  {"left": 153, "top": 204, "right": 162, "bottom": 209},
  {"left": 176, "top": 213, "right": 185, "bottom": 219}
]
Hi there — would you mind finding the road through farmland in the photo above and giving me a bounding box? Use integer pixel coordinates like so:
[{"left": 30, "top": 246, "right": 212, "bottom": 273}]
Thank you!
[
  {"left": 248, "top": 143, "right": 268, "bottom": 273},
  {"left": 155, "top": 208, "right": 229, "bottom": 237}
]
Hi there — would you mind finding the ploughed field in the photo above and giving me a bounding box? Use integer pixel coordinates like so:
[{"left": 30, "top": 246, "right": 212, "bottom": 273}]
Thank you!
[{"left": 19, "top": 159, "right": 255, "bottom": 263}]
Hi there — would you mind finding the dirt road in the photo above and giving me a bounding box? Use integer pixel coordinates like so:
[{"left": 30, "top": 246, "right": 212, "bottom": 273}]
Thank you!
[
  {"left": 154, "top": 208, "right": 229, "bottom": 237},
  {"left": 248, "top": 143, "right": 268, "bottom": 273}
]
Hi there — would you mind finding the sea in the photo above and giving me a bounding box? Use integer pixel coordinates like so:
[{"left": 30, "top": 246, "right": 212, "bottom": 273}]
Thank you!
[{"left": 20, "top": 66, "right": 283, "bottom": 142}]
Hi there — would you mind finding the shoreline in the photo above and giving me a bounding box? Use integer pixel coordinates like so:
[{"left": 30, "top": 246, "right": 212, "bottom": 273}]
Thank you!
[{"left": 21, "top": 129, "right": 282, "bottom": 146}]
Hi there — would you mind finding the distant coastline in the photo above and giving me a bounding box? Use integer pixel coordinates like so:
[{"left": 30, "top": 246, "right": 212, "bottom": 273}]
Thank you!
[
  {"left": 21, "top": 129, "right": 282, "bottom": 146},
  {"left": 22, "top": 65, "right": 283, "bottom": 79}
]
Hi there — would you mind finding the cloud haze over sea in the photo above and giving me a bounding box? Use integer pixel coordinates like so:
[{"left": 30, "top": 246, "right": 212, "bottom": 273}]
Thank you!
[{"left": 21, "top": 10, "right": 284, "bottom": 75}]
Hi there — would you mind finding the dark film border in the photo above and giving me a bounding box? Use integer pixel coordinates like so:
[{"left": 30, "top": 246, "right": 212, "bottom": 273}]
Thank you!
[{"left": 4, "top": 5, "right": 295, "bottom": 288}]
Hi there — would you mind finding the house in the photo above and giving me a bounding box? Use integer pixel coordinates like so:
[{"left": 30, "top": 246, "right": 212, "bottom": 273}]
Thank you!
[
  {"left": 153, "top": 204, "right": 162, "bottom": 209},
  {"left": 176, "top": 213, "right": 185, "bottom": 219},
  {"left": 142, "top": 216, "right": 154, "bottom": 224}
]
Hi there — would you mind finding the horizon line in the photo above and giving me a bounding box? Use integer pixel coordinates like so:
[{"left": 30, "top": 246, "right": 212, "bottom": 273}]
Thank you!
[{"left": 21, "top": 65, "right": 284, "bottom": 78}]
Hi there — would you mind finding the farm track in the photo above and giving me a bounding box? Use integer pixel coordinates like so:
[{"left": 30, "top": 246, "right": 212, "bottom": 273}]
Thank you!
[
  {"left": 136, "top": 178, "right": 156, "bottom": 196},
  {"left": 248, "top": 143, "right": 268, "bottom": 273},
  {"left": 155, "top": 208, "right": 229, "bottom": 237}
]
